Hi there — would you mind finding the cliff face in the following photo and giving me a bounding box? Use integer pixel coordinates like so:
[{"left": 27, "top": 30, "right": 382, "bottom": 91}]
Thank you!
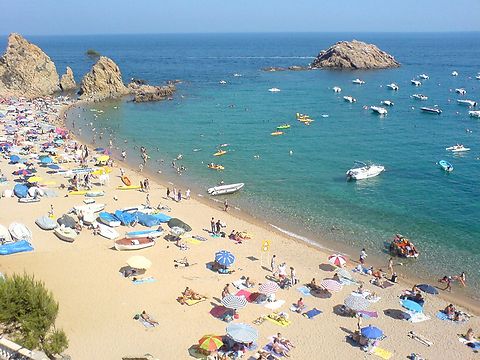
[
  {"left": 79, "top": 56, "right": 129, "bottom": 101},
  {"left": 60, "top": 66, "right": 76, "bottom": 91},
  {"left": 0, "top": 33, "right": 60, "bottom": 97},
  {"left": 311, "top": 40, "right": 400, "bottom": 70}
]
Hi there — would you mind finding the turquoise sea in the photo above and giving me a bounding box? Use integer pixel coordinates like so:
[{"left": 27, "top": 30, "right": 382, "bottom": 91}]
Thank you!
[{"left": 3, "top": 33, "right": 479, "bottom": 299}]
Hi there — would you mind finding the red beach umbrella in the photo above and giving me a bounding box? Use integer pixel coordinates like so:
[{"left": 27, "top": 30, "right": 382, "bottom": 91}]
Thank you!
[
  {"left": 328, "top": 254, "right": 347, "bottom": 267},
  {"left": 258, "top": 281, "right": 280, "bottom": 295}
]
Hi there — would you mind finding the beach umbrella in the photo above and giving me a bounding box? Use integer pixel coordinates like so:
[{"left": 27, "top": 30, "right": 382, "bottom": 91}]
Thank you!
[
  {"left": 258, "top": 281, "right": 280, "bottom": 295},
  {"left": 215, "top": 250, "right": 235, "bottom": 267},
  {"left": 361, "top": 325, "right": 384, "bottom": 340},
  {"left": 320, "top": 279, "right": 343, "bottom": 292},
  {"left": 336, "top": 268, "right": 354, "bottom": 280},
  {"left": 401, "top": 299, "right": 423, "bottom": 313},
  {"left": 27, "top": 176, "right": 42, "bottom": 183},
  {"left": 13, "top": 169, "right": 31, "bottom": 176},
  {"left": 168, "top": 218, "right": 192, "bottom": 232},
  {"left": 198, "top": 335, "right": 223, "bottom": 352},
  {"left": 328, "top": 254, "right": 347, "bottom": 267},
  {"left": 9, "top": 155, "right": 20, "bottom": 164},
  {"left": 226, "top": 323, "right": 258, "bottom": 343},
  {"left": 94, "top": 147, "right": 105, "bottom": 153},
  {"left": 344, "top": 295, "right": 370, "bottom": 311},
  {"left": 417, "top": 284, "right": 439, "bottom": 295},
  {"left": 221, "top": 294, "right": 248, "bottom": 310},
  {"left": 97, "top": 155, "right": 109, "bottom": 162},
  {"left": 40, "top": 157, "right": 53, "bottom": 164},
  {"left": 48, "top": 164, "right": 60, "bottom": 170},
  {"left": 126, "top": 255, "right": 152, "bottom": 270}
]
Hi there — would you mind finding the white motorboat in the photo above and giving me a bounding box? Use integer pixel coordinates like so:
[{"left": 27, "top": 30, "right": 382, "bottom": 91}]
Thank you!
[
  {"left": 233, "top": 73, "right": 242, "bottom": 77},
  {"left": 381, "top": 100, "right": 394, "bottom": 106},
  {"left": 333, "top": 86, "right": 342, "bottom": 93},
  {"left": 469, "top": 110, "right": 480, "bottom": 118},
  {"left": 419, "top": 74, "right": 429, "bottom": 80},
  {"left": 370, "top": 106, "right": 388, "bottom": 115},
  {"left": 114, "top": 237, "right": 155, "bottom": 251},
  {"left": 81, "top": 210, "right": 96, "bottom": 226},
  {"left": 207, "top": 182, "right": 245, "bottom": 196},
  {"left": 387, "top": 83, "right": 399, "bottom": 91},
  {"left": 54, "top": 225, "right": 77, "bottom": 243},
  {"left": 420, "top": 107, "right": 442, "bottom": 115},
  {"left": 476, "top": 74, "right": 480, "bottom": 80},
  {"left": 446, "top": 144, "right": 470, "bottom": 152},
  {"left": 411, "top": 80, "right": 422, "bottom": 86},
  {"left": 268, "top": 88, "right": 281, "bottom": 92},
  {"left": 346, "top": 162, "right": 385, "bottom": 180},
  {"left": 8, "top": 223, "right": 32, "bottom": 242},
  {"left": 352, "top": 79, "right": 365, "bottom": 85},
  {"left": 219, "top": 80, "right": 227, "bottom": 84},
  {"left": 343, "top": 96, "right": 357, "bottom": 103},
  {"left": 74, "top": 203, "right": 105, "bottom": 214},
  {"left": 457, "top": 99, "right": 477, "bottom": 107},
  {"left": 412, "top": 94, "right": 428, "bottom": 101},
  {"left": 455, "top": 88, "right": 467, "bottom": 95},
  {"left": 98, "top": 223, "right": 119, "bottom": 240},
  {"left": 452, "top": 71, "right": 459, "bottom": 76}
]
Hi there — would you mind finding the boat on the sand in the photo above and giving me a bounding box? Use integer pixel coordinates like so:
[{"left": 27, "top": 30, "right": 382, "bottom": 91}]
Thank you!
[{"left": 114, "top": 237, "right": 155, "bottom": 251}]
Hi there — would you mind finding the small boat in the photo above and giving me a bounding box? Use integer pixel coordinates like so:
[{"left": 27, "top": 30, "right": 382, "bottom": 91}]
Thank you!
[
  {"left": 271, "top": 131, "right": 284, "bottom": 136},
  {"left": 276, "top": 124, "right": 290, "bottom": 130},
  {"left": 208, "top": 163, "right": 224, "bottom": 171},
  {"left": 445, "top": 144, "right": 470, "bottom": 152},
  {"left": 389, "top": 234, "right": 419, "bottom": 258},
  {"left": 268, "top": 88, "right": 281, "bottom": 92},
  {"left": 469, "top": 110, "right": 480, "bottom": 118},
  {"left": 457, "top": 99, "right": 477, "bottom": 107},
  {"left": 387, "top": 83, "right": 399, "bottom": 91},
  {"left": 438, "top": 160, "right": 453, "bottom": 172},
  {"left": 81, "top": 211, "right": 96, "bottom": 226},
  {"left": 86, "top": 190, "right": 105, "bottom": 197},
  {"left": 207, "top": 182, "right": 245, "bottom": 196},
  {"left": 125, "top": 229, "right": 164, "bottom": 239},
  {"left": 412, "top": 94, "right": 428, "bottom": 101},
  {"left": 0, "top": 239, "right": 33, "bottom": 255},
  {"left": 18, "top": 197, "right": 40, "bottom": 203},
  {"left": 98, "top": 212, "right": 121, "bottom": 227},
  {"left": 213, "top": 150, "right": 227, "bottom": 156},
  {"left": 35, "top": 216, "right": 57, "bottom": 230},
  {"left": 455, "top": 88, "right": 467, "bottom": 95},
  {"left": 370, "top": 106, "right": 388, "bottom": 115},
  {"left": 114, "top": 237, "right": 155, "bottom": 251},
  {"left": 54, "top": 225, "right": 77, "bottom": 243},
  {"left": 381, "top": 100, "right": 394, "bottom": 107},
  {"left": 343, "top": 96, "right": 356, "bottom": 103},
  {"left": 9, "top": 223, "right": 32, "bottom": 242},
  {"left": 121, "top": 176, "right": 132, "bottom": 186},
  {"left": 219, "top": 80, "right": 227, "bottom": 84},
  {"left": 411, "top": 80, "right": 422, "bottom": 86},
  {"left": 332, "top": 86, "right": 342, "bottom": 93},
  {"left": 346, "top": 161, "right": 385, "bottom": 180},
  {"left": 419, "top": 74, "right": 429, "bottom": 80},
  {"left": 452, "top": 71, "right": 459, "bottom": 76},
  {"left": 476, "top": 74, "right": 480, "bottom": 80},
  {"left": 98, "top": 223, "right": 119, "bottom": 240},
  {"left": 0, "top": 225, "right": 12, "bottom": 244},
  {"left": 233, "top": 73, "right": 242, "bottom": 77},
  {"left": 352, "top": 79, "right": 365, "bottom": 85},
  {"left": 74, "top": 203, "right": 105, "bottom": 214},
  {"left": 420, "top": 107, "right": 442, "bottom": 115},
  {"left": 117, "top": 185, "right": 142, "bottom": 190}
]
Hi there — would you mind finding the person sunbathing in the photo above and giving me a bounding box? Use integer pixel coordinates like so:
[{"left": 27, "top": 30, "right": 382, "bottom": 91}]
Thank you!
[
  {"left": 182, "top": 287, "right": 203, "bottom": 300},
  {"left": 292, "top": 297, "right": 305, "bottom": 313},
  {"left": 274, "top": 332, "right": 295, "bottom": 350},
  {"left": 140, "top": 310, "right": 158, "bottom": 326},
  {"left": 308, "top": 278, "right": 319, "bottom": 291},
  {"left": 221, "top": 284, "right": 231, "bottom": 298},
  {"left": 244, "top": 277, "right": 255, "bottom": 288},
  {"left": 271, "top": 339, "right": 290, "bottom": 357},
  {"left": 466, "top": 328, "right": 475, "bottom": 341},
  {"left": 444, "top": 304, "right": 456, "bottom": 319}
]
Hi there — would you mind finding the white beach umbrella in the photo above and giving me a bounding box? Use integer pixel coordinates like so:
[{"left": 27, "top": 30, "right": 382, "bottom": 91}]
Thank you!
[
  {"left": 258, "top": 281, "right": 280, "bottom": 295},
  {"left": 320, "top": 279, "right": 343, "bottom": 292},
  {"left": 221, "top": 294, "right": 247, "bottom": 310}
]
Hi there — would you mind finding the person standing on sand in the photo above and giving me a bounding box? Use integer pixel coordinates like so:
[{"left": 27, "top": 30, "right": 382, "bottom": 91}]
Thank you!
[
  {"left": 186, "top": 189, "right": 191, "bottom": 200},
  {"left": 439, "top": 275, "right": 452, "bottom": 292},
  {"left": 178, "top": 190, "right": 182, "bottom": 202},
  {"left": 215, "top": 219, "right": 222, "bottom": 235},
  {"left": 359, "top": 248, "right": 368, "bottom": 265},
  {"left": 453, "top": 272, "right": 466, "bottom": 287},
  {"left": 166, "top": 187, "right": 170, "bottom": 199},
  {"left": 271, "top": 254, "right": 276, "bottom": 273},
  {"left": 224, "top": 199, "right": 229, "bottom": 212},
  {"left": 172, "top": 188, "right": 177, "bottom": 201},
  {"left": 146, "top": 193, "right": 150, "bottom": 207},
  {"left": 290, "top": 267, "right": 298, "bottom": 285},
  {"left": 210, "top": 218, "right": 216, "bottom": 234},
  {"left": 388, "top": 257, "right": 394, "bottom": 274},
  {"left": 121, "top": 150, "right": 126, "bottom": 161}
]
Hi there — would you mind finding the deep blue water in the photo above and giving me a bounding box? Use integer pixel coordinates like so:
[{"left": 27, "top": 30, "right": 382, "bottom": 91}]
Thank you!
[{"left": 2, "top": 33, "right": 479, "bottom": 296}]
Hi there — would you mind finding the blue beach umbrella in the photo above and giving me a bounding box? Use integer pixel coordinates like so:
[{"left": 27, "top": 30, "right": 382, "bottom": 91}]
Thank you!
[
  {"left": 226, "top": 323, "right": 258, "bottom": 343},
  {"left": 361, "top": 325, "right": 384, "bottom": 340},
  {"left": 9, "top": 155, "right": 20, "bottom": 164},
  {"left": 48, "top": 164, "right": 60, "bottom": 170},
  {"left": 215, "top": 250, "right": 235, "bottom": 267},
  {"left": 401, "top": 299, "right": 423, "bottom": 313},
  {"left": 417, "top": 284, "right": 439, "bottom": 295},
  {"left": 40, "top": 157, "right": 53, "bottom": 164}
]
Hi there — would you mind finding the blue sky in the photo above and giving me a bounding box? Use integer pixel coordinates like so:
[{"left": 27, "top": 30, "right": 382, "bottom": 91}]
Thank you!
[{"left": 2, "top": 0, "right": 479, "bottom": 35}]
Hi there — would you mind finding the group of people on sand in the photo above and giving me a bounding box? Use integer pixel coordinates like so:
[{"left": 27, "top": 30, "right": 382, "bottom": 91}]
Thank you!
[
  {"left": 270, "top": 255, "right": 298, "bottom": 289},
  {"left": 166, "top": 187, "right": 190, "bottom": 202},
  {"left": 438, "top": 272, "right": 467, "bottom": 292}
]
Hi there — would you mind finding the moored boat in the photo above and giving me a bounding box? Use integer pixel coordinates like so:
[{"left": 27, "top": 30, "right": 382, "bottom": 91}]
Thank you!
[
  {"left": 343, "top": 96, "right": 356, "bottom": 103},
  {"left": 114, "top": 237, "right": 155, "bottom": 251},
  {"left": 207, "top": 182, "right": 245, "bottom": 196},
  {"left": 469, "top": 110, "right": 480, "bottom": 118},
  {"left": 455, "top": 88, "right": 466, "bottom": 95},
  {"left": 411, "top": 79, "right": 422, "bottom": 86},
  {"left": 276, "top": 124, "right": 291, "bottom": 130},
  {"left": 35, "top": 216, "right": 57, "bottom": 230},
  {"left": 346, "top": 162, "right": 385, "bottom": 180},
  {"left": 332, "top": 86, "right": 342, "bottom": 93},
  {"left": 0, "top": 225, "right": 12, "bottom": 244},
  {"left": 98, "top": 212, "right": 121, "bottom": 227},
  {"left": 438, "top": 160, "right": 454, "bottom": 172},
  {"left": 412, "top": 94, "right": 428, "bottom": 101},
  {"left": 370, "top": 106, "right": 388, "bottom": 115},
  {"left": 268, "top": 88, "right": 281, "bottom": 92},
  {"left": 381, "top": 100, "right": 394, "bottom": 106},
  {"left": 213, "top": 150, "right": 227, "bottom": 156},
  {"left": 389, "top": 234, "right": 419, "bottom": 258},
  {"left": 271, "top": 131, "right": 283, "bottom": 136},
  {"left": 387, "top": 83, "right": 399, "bottom": 91},
  {"left": 9, "top": 223, "right": 32, "bottom": 242},
  {"left": 121, "top": 176, "right": 132, "bottom": 186},
  {"left": 420, "top": 107, "right": 442, "bottom": 115},
  {"left": 446, "top": 144, "right": 470, "bottom": 152},
  {"left": 208, "top": 163, "right": 224, "bottom": 170},
  {"left": 98, "top": 223, "right": 119, "bottom": 240},
  {"left": 419, "top": 74, "right": 429, "bottom": 80},
  {"left": 352, "top": 79, "right": 365, "bottom": 85},
  {"left": 457, "top": 99, "right": 477, "bottom": 107},
  {"left": 452, "top": 71, "right": 459, "bottom": 76}
]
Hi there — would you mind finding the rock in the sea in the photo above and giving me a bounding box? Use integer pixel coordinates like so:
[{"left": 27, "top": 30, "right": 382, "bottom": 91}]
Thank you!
[
  {"left": 0, "top": 33, "right": 60, "bottom": 97},
  {"left": 310, "top": 40, "right": 400, "bottom": 70},
  {"left": 60, "top": 66, "right": 76, "bottom": 91},
  {"left": 261, "top": 67, "right": 286, "bottom": 72},
  {"left": 79, "top": 56, "right": 129, "bottom": 101},
  {"left": 128, "top": 82, "right": 176, "bottom": 103}
]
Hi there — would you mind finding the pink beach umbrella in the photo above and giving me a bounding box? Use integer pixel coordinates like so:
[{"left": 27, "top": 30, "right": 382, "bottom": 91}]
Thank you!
[
  {"left": 328, "top": 254, "right": 347, "bottom": 267},
  {"left": 258, "top": 281, "right": 280, "bottom": 295},
  {"left": 320, "top": 279, "right": 343, "bottom": 293}
]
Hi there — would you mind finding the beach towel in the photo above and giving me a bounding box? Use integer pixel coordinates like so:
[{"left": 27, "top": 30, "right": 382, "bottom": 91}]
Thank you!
[
  {"left": 303, "top": 308, "right": 322, "bottom": 319},
  {"left": 296, "top": 286, "right": 312, "bottom": 296},
  {"left": 266, "top": 314, "right": 291, "bottom": 327},
  {"left": 407, "top": 312, "right": 430, "bottom": 323},
  {"left": 185, "top": 298, "right": 206, "bottom": 306},
  {"left": 232, "top": 279, "right": 248, "bottom": 290},
  {"left": 458, "top": 336, "right": 480, "bottom": 351},
  {"left": 132, "top": 277, "right": 156, "bottom": 285},
  {"left": 138, "top": 318, "right": 155, "bottom": 328},
  {"left": 381, "top": 281, "right": 395, "bottom": 288},
  {"left": 265, "top": 300, "right": 285, "bottom": 310},
  {"left": 372, "top": 347, "right": 393, "bottom": 359},
  {"left": 236, "top": 290, "right": 253, "bottom": 302},
  {"left": 357, "top": 310, "right": 378, "bottom": 319},
  {"left": 339, "top": 277, "right": 358, "bottom": 286},
  {"left": 185, "top": 238, "right": 202, "bottom": 245}
]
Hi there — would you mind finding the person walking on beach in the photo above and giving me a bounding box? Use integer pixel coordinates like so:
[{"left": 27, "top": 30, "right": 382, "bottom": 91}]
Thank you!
[
  {"left": 121, "top": 150, "right": 126, "bottom": 161},
  {"left": 144, "top": 178, "right": 150, "bottom": 192},
  {"left": 48, "top": 204, "right": 54, "bottom": 219},
  {"left": 210, "top": 217, "right": 216, "bottom": 234},
  {"left": 271, "top": 254, "right": 277, "bottom": 273},
  {"left": 215, "top": 219, "right": 222, "bottom": 235},
  {"left": 177, "top": 190, "right": 182, "bottom": 202},
  {"left": 166, "top": 187, "right": 170, "bottom": 199},
  {"left": 290, "top": 267, "right": 298, "bottom": 285},
  {"left": 224, "top": 199, "right": 229, "bottom": 212},
  {"left": 388, "top": 257, "right": 394, "bottom": 274},
  {"left": 146, "top": 193, "right": 150, "bottom": 207},
  {"left": 186, "top": 188, "right": 191, "bottom": 200},
  {"left": 172, "top": 188, "right": 177, "bottom": 201},
  {"left": 359, "top": 248, "right": 368, "bottom": 265}
]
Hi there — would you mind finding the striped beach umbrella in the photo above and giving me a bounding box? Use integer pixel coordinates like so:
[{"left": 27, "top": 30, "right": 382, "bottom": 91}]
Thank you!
[
  {"left": 328, "top": 254, "right": 347, "bottom": 267},
  {"left": 320, "top": 279, "right": 343, "bottom": 292},
  {"left": 344, "top": 295, "right": 370, "bottom": 311},
  {"left": 215, "top": 250, "right": 235, "bottom": 267},
  {"left": 198, "top": 335, "right": 223, "bottom": 352},
  {"left": 221, "top": 294, "right": 247, "bottom": 310},
  {"left": 258, "top": 281, "right": 280, "bottom": 295},
  {"left": 226, "top": 323, "right": 258, "bottom": 343}
]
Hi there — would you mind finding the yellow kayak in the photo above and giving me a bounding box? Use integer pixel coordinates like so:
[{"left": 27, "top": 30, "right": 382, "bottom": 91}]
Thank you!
[
  {"left": 208, "top": 163, "right": 224, "bottom": 170},
  {"left": 271, "top": 131, "right": 284, "bottom": 136},
  {"left": 69, "top": 190, "right": 89, "bottom": 195},
  {"left": 117, "top": 185, "right": 142, "bottom": 190},
  {"left": 298, "top": 118, "right": 314, "bottom": 123},
  {"left": 213, "top": 150, "right": 227, "bottom": 156}
]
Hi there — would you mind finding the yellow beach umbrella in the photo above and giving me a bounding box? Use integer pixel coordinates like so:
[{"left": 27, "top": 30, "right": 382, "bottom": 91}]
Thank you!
[
  {"left": 27, "top": 176, "right": 43, "bottom": 183},
  {"left": 97, "top": 155, "right": 110, "bottom": 162},
  {"left": 126, "top": 256, "right": 152, "bottom": 269},
  {"left": 198, "top": 334, "right": 223, "bottom": 352}
]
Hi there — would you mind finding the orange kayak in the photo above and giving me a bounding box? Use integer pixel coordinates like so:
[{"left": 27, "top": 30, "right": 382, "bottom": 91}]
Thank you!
[{"left": 121, "top": 176, "right": 131, "bottom": 186}]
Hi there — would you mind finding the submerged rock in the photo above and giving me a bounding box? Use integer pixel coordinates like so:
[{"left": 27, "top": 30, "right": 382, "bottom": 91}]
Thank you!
[
  {"left": 79, "top": 56, "right": 129, "bottom": 101},
  {"left": 0, "top": 33, "right": 60, "bottom": 97},
  {"left": 60, "top": 66, "right": 76, "bottom": 91},
  {"left": 310, "top": 40, "right": 400, "bottom": 70}
]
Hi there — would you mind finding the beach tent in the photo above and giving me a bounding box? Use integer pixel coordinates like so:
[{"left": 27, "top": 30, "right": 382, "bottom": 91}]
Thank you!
[
  {"left": 258, "top": 281, "right": 280, "bottom": 295},
  {"left": 168, "top": 218, "right": 192, "bottom": 232},
  {"left": 401, "top": 299, "right": 423, "bottom": 313},
  {"left": 221, "top": 294, "right": 248, "bottom": 310},
  {"left": 13, "top": 184, "right": 28, "bottom": 198}
]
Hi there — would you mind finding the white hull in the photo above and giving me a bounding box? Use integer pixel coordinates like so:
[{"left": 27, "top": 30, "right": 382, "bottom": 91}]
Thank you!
[
  {"left": 352, "top": 79, "right": 365, "bottom": 85},
  {"left": 125, "top": 230, "right": 164, "bottom": 239},
  {"left": 74, "top": 203, "right": 105, "bottom": 213},
  {"left": 457, "top": 100, "right": 477, "bottom": 107},
  {"left": 387, "top": 84, "right": 399, "bottom": 90},
  {"left": 411, "top": 80, "right": 422, "bottom": 86},
  {"left": 54, "top": 226, "right": 77, "bottom": 243},
  {"left": 346, "top": 165, "right": 385, "bottom": 180},
  {"left": 469, "top": 110, "right": 480, "bottom": 118},
  {"left": 343, "top": 96, "right": 356, "bottom": 103},
  {"left": 412, "top": 94, "right": 428, "bottom": 101},
  {"left": 98, "top": 217, "right": 121, "bottom": 228},
  {"left": 9, "top": 223, "right": 32, "bottom": 242},
  {"left": 370, "top": 106, "right": 388, "bottom": 115},
  {"left": 114, "top": 238, "right": 155, "bottom": 251},
  {"left": 0, "top": 225, "right": 12, "bottom": 244},
  {"left": 268, "top": 88, "right": 281, "bottom": 92},
  {"left": 207, "top": 182, "right": 245, "bottom": 196},
  {"left": 98, "top": 223, "right": 119, "bottom": 240}
]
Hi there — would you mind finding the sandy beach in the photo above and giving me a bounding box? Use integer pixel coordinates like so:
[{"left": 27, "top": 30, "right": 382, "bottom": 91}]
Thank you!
[{"left": 0, "top": 98, "right": 479, "bottom": 360}]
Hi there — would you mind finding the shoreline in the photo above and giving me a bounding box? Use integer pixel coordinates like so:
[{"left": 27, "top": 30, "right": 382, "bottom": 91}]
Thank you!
[{"left": 63, "top": 99, "right": 480, "bottom": 315}]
